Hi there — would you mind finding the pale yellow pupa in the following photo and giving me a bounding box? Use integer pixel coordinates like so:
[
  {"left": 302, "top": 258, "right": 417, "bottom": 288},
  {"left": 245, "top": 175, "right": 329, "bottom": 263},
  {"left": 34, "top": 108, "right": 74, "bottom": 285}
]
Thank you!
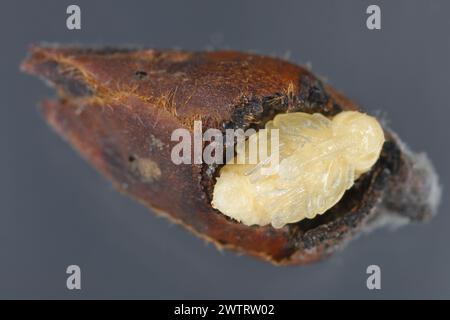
[{"left": 212, "top": 111, "right": 385, "bottom": 228}]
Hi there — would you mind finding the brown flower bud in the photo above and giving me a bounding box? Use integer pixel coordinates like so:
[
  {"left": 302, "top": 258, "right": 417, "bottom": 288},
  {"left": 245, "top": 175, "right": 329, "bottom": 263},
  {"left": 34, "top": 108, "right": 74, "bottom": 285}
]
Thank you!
[{"left": 21, "top": 46, "right": 440, "bottom": 265}]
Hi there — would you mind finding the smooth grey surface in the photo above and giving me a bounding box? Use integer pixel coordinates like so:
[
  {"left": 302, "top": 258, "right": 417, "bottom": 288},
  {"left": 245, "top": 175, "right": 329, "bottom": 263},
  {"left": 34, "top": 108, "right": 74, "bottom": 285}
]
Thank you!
[{"left": 0, "top": 0, "right": 449, "bottom": 299}]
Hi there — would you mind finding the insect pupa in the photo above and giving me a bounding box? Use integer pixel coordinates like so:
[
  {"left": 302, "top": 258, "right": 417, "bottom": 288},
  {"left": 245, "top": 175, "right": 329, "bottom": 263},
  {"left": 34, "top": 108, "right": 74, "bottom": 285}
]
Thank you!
[{"left": 212, "top": 111, "right": 385, "bottom": 228}]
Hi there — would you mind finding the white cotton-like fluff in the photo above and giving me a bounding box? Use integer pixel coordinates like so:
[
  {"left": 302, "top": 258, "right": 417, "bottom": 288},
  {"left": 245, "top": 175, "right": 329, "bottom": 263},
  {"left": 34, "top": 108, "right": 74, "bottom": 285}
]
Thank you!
[{"left": 212, "top": 111, "right": 386, "bottom": 228}]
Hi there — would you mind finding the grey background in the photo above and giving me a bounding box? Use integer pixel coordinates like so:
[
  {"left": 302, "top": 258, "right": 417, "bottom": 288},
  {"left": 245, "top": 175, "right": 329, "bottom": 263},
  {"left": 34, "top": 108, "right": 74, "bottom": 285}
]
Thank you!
[{"left": 0, "top": 0, "right": 449, "bottom": 299}]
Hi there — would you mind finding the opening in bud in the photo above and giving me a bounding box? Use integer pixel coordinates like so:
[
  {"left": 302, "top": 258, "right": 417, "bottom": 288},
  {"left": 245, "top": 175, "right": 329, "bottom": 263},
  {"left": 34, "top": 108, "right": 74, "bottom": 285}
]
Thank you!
[{"left": 212, "top": 111, "right": 385, "bottom": 228}]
